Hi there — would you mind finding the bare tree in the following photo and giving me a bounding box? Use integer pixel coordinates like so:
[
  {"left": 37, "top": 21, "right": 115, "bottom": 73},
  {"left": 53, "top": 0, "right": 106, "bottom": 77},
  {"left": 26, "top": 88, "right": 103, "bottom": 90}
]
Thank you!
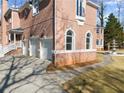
[
  {"left": 116, "top": 0, "right": 124, "bottom": 26},
  {"left": 116, "top": 0, "right": 122, "bottom": 22},
  {"left": 97, "top": 0, "right": 106, "bottom": 27},
  {"left": 14, "top": 0, "right": 17, "bottom": 8}
]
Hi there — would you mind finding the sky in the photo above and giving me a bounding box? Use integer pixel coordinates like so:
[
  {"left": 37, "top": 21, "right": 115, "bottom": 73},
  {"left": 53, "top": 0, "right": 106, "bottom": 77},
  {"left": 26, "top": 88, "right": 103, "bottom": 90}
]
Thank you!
[
  {"left": 0, "top": 0, "right": 124, "bottom": 22},
  {"left": 8, "top": 0, "right": 26, "bottom": 7},
  {"left": 94, "top": 0, "right": 124, "bottom": 21},
  {"left": 0, "top": 0, "right": 25, "bottom": 17}
]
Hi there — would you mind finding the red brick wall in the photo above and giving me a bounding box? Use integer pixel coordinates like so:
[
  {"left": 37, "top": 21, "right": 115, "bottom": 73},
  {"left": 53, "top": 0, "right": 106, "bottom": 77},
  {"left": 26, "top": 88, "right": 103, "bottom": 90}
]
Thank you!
[
  {"left": 55, "top": 0, "right": 97, "bottom": 50},
  {"left": 1, "top": 0, "right": 9, "bottom": 45},
  {"left": 20, "top": 0, "right": 54, "bottom": 39},
  {"left": 12, "top": 11, "right": 21, "bottom": 29},
  {"left": 55, "top": 52, "right": 96, "bottom": 66},
  {"left": 18, "top": 0, "right": 98, "bottom": 66},
  {"left": 54, "top": 0, "right": 98, "bottom": 66}
]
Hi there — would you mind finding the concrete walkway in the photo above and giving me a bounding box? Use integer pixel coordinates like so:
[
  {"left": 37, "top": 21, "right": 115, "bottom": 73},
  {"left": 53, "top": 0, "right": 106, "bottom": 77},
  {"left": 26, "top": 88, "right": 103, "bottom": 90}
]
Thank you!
[{"left": 0, "top": 55, "right": 111, "bottom": 93}]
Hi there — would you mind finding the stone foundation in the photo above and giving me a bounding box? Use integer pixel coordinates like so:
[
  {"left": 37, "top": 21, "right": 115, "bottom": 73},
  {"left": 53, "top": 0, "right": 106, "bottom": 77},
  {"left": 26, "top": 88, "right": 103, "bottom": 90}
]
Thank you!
[{"left": 55, "top": 52, "right": 96, "bottom": 66}]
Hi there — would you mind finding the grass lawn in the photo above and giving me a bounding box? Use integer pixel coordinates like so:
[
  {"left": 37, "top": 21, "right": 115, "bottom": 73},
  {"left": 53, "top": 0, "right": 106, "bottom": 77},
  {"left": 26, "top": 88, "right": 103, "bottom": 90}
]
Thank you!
[
  {"left": 63, "top": 56, "right": 124, "bottom": 93},
  {"left": 97, "top": 53, "right": 104, "bottom": 62},
  {"left": 116, "top": 49, "right": 124, "bottom": 53}
]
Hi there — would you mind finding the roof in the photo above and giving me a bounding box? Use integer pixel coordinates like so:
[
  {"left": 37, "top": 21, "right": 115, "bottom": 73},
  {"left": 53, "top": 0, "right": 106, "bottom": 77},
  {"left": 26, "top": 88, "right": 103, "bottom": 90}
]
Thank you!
[
  {"left": 4, "top": 8, "right": 19, "bottom": 20},
  {"left": 18, "top": 0, "right": 44, "bottom": 13},
  {"left": 18, "top": 2, "right": 31, "bottom": 13}
]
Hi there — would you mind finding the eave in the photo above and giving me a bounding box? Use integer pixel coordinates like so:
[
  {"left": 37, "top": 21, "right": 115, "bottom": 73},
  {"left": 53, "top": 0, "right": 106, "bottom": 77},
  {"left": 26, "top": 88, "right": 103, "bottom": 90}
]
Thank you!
[
  {"left": 18, "top": 2, "right": 31, "bottom": 13},
  {"left": 4, "top": 9, "right": 12, "bottom": 20},
  {"left": 4, "top": 8, "right": 19, "bottom": 20}
]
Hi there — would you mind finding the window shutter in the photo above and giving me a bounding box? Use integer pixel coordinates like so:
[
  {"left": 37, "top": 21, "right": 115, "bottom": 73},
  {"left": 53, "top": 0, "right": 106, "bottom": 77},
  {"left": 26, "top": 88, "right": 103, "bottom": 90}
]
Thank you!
[
  {"left": 78, "top": 0, "right": 80, "bottom": 16},
  {"left": 76, "top": 0, "right": 79, "bottom": 16},
  {"left": 80, "top": 0, "right": 82, "bottom": 16}
]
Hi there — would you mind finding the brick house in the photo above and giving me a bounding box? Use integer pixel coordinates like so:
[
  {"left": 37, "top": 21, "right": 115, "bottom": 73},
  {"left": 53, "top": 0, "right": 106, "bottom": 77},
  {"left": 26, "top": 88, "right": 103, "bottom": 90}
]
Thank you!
[
  {"left": 96, "top": 27, "right": 104, "bottom": 51},
  {"left": 4, "top": 8, "right": 23, "bottom": 46},
  {"left": 1, "top": 0, "right": 102, "bottom": 66}
]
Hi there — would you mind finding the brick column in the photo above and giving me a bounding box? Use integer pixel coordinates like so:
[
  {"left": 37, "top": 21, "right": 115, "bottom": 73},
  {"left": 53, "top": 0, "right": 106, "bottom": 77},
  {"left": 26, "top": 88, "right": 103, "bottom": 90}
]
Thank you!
[{"left": 1, "top": 0, "right": 9, "bottom": 45}]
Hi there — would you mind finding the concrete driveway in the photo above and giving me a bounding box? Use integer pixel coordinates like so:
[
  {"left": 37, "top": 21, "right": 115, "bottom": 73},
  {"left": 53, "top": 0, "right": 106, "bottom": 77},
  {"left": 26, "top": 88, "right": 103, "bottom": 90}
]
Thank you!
[
  {"left": 0, "top": 56, "right": 66, "bottom": 93},
  {"left": 0, "top": 55, "right": 111, "bottom": 93}
]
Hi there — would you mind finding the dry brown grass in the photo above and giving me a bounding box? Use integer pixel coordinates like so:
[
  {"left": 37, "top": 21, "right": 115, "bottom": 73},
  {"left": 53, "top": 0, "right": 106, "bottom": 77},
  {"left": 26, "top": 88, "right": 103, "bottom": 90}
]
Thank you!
[
  {"left": 111, "top": 56, "right": 124, "bottom": 70},
  {"left": 63, "top": 56, "right": 124, "bottom": 93},
  {"left": 97, "top": 53, "right": 104, "bottom": 62},
  {"left": 116, "top": 49, "right": 124, "bottom": 53}
]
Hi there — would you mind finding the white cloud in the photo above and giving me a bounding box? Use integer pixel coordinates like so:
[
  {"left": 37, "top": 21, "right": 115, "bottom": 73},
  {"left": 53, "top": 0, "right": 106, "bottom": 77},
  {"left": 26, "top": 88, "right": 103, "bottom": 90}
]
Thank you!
[{"left": 105, "top": 1, "right": 116, "bottom": 5}]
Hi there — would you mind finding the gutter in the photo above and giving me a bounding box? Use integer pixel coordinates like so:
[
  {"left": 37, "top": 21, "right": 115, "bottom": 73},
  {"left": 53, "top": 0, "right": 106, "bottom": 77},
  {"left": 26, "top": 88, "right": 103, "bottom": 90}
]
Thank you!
[{"left": 87, "top": 0, "right": 100, "bottom": 9}]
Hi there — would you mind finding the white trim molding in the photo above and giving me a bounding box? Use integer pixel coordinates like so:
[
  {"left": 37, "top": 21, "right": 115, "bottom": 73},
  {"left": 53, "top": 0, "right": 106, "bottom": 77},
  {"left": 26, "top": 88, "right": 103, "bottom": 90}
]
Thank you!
[
  {"left": 54, "top": 49, "right": 96, "bottom": 54},
  {"left": 76, "top": 15, "right": 85, "bottom": 21},
  {"left": 76, "top": 15, "right": 85, "bottom": 25},
  {"left": 96, "top": 46, "right": 104, "bottom": 48}
]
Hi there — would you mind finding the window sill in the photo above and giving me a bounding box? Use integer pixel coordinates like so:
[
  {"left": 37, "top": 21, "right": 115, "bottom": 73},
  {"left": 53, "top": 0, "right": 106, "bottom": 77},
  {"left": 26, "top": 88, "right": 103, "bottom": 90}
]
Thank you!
[
  {"left": 96, "top": 45, "right": 104, "bottom": 47},
  {"left": 76, "top": 15, "right": 85, "bottom": 21},
  {"left": 76, "top": 15, "right": 85, "bottom": 25},
  {"left": 32, "top": 12, "right": 39, "bottom": 16}
]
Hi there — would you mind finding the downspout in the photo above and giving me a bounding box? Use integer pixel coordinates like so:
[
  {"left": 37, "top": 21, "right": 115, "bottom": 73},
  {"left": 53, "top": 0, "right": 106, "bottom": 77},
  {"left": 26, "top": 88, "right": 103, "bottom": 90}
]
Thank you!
[
  {"left": 1, "top": 0, "right": 3, "bottom": 55},
  {"left": 53, "top": 0, "right": 56, "bottom": 64},
  {"left": 1, "top": 0, "right": 2, "bottom": 46}
]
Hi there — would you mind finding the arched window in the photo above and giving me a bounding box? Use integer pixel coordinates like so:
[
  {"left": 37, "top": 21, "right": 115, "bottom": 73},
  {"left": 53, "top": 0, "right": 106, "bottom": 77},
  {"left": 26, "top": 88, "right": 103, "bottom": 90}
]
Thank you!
[
  {"left": 65, "top": 30, "right": 75, "bottom": 50},
  {"left": 86, "top": 32, "right": 92, "bottom": 49}
]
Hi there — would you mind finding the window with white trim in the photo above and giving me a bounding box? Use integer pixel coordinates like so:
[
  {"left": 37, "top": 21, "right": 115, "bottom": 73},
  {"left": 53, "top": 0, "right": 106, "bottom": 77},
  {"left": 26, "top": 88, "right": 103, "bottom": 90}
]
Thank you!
[
  {"left": 32, "top": 0, "right": 39, "bottom": 16},
  {"left": 66, "top": 30, "right": 75, "bottom": 50},
  {"left": 76, "top": 0, "right": 85, "bottom": 17},
  {"left": 86, "top": 32, "right": 92, "bottom": 49}
]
